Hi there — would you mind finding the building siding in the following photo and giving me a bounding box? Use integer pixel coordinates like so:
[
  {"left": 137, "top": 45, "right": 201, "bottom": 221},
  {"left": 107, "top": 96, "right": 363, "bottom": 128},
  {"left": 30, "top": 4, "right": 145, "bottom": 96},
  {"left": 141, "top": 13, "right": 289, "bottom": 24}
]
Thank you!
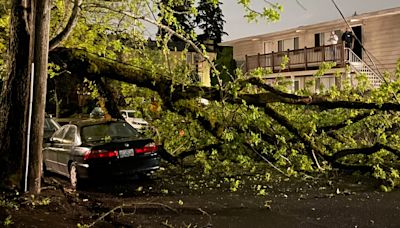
[
  {"left": 225, "top": 8, "right": 400, "bottom": 76},
  {"left": 364, "top": 14, "right": 400, "bottom": 73},
  {"left": 233, "top": 41, "right": 263, "bottom": 61}
]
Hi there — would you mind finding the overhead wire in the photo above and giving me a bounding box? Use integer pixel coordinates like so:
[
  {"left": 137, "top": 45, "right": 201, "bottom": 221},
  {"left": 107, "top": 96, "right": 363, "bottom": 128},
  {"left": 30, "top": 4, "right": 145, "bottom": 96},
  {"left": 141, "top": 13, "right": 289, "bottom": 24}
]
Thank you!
[
  {"left": 330, "top": 0, "right": 385, "bottom": 79},
  {"left": 330, "top": 0, "right": 399, "bottom": 103}
]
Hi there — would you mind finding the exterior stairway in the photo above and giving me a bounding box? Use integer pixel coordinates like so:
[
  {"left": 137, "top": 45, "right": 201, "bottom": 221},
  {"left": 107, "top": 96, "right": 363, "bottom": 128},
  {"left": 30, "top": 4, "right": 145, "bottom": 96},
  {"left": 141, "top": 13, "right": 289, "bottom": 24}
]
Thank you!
[{"left": 347, "top": 48, "right": 383, "bottom": 88}]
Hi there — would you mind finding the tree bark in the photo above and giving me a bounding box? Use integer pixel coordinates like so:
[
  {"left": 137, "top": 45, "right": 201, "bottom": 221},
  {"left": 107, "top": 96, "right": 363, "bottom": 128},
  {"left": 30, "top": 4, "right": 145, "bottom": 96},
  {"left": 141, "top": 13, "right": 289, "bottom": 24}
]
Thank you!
[
  {"left": 0, "top": 0, "right": 33, "bottom": 189},
  {"left": 48, "top": 0, "right": 81, "bottom": 51},
  {"left": 28, "top": 0, "right": 50, "bottom": 194},
  {"left": 93, "top": 76, "right": 123, "bottom": 119}
]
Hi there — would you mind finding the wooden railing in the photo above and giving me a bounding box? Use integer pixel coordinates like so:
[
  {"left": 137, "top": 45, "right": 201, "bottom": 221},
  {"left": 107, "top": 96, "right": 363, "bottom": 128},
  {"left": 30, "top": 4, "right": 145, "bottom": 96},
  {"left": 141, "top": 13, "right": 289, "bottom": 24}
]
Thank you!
[
  {"left": 347, "top": 48, "right": 382, "bottom": 88},
  {"left": 245, "top": 44, "right": 346, "bottom": 73}
]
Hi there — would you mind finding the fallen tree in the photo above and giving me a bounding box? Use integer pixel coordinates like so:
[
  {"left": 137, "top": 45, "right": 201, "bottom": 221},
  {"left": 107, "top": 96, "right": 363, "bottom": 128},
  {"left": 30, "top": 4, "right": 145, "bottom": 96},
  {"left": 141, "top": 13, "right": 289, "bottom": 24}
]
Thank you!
[
  {"left": 50, "top": 48, "right": 400, "bottom": 110},
  {"left": 49, "top": 47, "right": 400, "bottom": 190}
]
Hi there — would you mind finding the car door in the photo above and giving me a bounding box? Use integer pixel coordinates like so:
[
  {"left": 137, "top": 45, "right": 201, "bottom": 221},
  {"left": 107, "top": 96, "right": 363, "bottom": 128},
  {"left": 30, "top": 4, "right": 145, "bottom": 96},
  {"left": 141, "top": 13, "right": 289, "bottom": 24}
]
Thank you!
[
  {"left": 57, "top": 125, "right": 78, "bottom": 175},
  {"left": 43, "top": 125, "right": 68, "bottom": 174}
]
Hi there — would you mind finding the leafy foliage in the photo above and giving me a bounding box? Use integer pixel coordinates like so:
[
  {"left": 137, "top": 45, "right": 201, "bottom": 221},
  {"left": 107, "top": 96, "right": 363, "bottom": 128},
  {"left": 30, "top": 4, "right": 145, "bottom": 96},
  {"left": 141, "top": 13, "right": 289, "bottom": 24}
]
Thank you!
[
  {"left": 237, "top": 0, "right": 283, "bottom": 22},
  {"left": 2, "top": 0, "right": 400, "bottom": 193}
]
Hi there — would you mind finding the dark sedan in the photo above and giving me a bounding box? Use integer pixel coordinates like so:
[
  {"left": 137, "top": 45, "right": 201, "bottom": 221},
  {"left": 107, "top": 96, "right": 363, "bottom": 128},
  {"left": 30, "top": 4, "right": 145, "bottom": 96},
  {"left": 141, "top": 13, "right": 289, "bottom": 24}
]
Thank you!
[{"left": 43, "top": 119, "right": 160, "bottom": 189}]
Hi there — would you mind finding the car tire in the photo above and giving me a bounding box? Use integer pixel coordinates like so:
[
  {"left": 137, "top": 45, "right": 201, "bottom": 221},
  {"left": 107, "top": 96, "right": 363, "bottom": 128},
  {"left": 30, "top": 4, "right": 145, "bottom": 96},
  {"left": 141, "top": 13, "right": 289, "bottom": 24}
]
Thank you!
[{"left": 69, "top": 162, "right": 79, "bottom": 190}]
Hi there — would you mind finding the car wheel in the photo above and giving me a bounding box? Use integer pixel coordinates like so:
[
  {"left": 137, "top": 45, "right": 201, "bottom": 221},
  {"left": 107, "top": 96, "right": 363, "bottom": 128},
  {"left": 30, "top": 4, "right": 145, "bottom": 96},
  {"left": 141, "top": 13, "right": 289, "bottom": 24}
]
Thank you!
[{"left": 69, "top": 162, "right": 79, "bottom": 189}]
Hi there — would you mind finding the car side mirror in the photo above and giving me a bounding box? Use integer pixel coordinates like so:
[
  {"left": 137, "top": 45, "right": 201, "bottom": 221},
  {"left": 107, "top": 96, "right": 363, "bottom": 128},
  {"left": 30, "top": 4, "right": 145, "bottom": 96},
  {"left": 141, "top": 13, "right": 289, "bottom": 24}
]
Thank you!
[
  {"left": 122, "top": 114, "right": 127, "bottom": 118},
  {"left": 43, "top": 137, "right": 53, "bottom": 146}
]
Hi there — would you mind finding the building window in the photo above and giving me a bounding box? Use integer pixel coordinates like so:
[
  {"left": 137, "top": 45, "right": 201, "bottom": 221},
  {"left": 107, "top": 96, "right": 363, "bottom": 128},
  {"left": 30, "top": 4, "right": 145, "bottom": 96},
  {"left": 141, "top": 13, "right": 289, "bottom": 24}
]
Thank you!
[
  {"left": 278, "top": 38, "right": 299, "bottom": 52},
  {"left": 278, "top": 40, "right": 284, "bottom": 52},
  {"left": 314, "top": 33, "right": 324, "bottom": 47},
  {"left": 294, "top": 37, "right": 299, "bottom": 50}
]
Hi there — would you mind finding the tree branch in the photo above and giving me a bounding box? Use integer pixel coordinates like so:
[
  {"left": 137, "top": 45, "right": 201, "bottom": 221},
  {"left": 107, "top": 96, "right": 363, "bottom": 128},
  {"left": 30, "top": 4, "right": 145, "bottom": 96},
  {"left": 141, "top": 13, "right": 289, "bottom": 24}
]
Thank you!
[
  {"left": 263, "top": 104, "right": 325, "bottom": 169},
  {"left": 92, "top": 76, "right": 123, "bottom": 119},
  {"left": 246, "top": 143, "right": 290, "bottom": 177},
  {"left": 332, "top": 143, "right": 400, "bottom": 161},
  {"left": 177, "top": 143, "right": 223, "bottom": 160},
  {"left": 83, "top": 2, "right": 223, "bottom": 88},
  {"left": 49, "top": 48, "right": 400, "bottom": 172},
  {"left": 241, "top": 93, "right": 400, "bottom": 111},
  {"left": 316, "top": 111, "right": 371, "bottom": 134},
  {"left": 49, "top": 0, "right": 82, "bottom": 51},
  {"left": 50, "top": 48, "right": 400, "bottom": 113}
]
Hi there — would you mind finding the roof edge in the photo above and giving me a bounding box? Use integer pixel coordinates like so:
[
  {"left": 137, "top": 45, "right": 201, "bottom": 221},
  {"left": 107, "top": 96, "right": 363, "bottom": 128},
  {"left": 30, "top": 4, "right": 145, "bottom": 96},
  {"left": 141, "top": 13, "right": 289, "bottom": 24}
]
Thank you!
[{"left": 221, "top": 6, "right": 400, "bottom": 46}]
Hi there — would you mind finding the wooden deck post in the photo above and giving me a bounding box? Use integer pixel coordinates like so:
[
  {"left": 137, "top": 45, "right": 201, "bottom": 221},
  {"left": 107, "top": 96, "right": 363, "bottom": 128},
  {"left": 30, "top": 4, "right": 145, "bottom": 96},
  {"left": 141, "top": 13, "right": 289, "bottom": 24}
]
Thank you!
[
  {"left": 304, "top": 46, "right": 308, "bottom": 70},
  {"left": 340, "top": 44, "right": 345, "bottom": 67},
  {"left": 322, "top": 45, "right": 325, "bottom": 61},
  {"left": 245, "top": 54, "right": 248, "bottom": 72},
  {"left": 287, "top": 49, "right": 290, "bottom": 71},
  {"left": 257, "top": 53, "right": 261, "bottom": 68}
]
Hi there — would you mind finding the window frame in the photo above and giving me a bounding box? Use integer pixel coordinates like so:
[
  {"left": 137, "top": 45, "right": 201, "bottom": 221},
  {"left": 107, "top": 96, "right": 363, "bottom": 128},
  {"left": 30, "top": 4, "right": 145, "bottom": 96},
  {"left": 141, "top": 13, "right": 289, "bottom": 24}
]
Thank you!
[
  {"left": 278, "top": 40, "right": 284, "bottom": 52},
  {"left": 294, "top": 37, "right": 299, "bottom": 50}
]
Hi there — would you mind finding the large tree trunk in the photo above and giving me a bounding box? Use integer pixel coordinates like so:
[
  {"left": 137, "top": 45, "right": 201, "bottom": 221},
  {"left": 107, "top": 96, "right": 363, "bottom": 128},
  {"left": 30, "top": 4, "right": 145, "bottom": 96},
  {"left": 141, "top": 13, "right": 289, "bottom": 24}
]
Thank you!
[
  {"left": 0, "top": 0, "right": 33, "bottom": 188},
  {"left": 28, "top": 0, "right": 50, "bottom": 194},
  {"left": 0, "top": 0, "right": 76, "bottom": 192}
]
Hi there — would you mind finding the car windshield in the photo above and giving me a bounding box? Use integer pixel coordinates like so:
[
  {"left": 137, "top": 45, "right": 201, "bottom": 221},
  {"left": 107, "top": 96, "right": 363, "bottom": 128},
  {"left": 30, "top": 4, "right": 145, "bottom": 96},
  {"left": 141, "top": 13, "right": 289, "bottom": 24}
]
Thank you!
[{"left": 81, "top": 122, "right": 139, "bottom": 143}]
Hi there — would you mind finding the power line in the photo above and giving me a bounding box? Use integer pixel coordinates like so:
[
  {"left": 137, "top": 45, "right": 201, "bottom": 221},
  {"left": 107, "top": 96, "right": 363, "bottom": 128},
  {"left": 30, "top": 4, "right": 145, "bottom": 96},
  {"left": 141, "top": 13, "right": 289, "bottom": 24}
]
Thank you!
[
  {"left": 330, "top": 0, "right": 399, "bottom": 103},
  {"left": 330, "top": 0, "right": 387, "bottom": 81}
]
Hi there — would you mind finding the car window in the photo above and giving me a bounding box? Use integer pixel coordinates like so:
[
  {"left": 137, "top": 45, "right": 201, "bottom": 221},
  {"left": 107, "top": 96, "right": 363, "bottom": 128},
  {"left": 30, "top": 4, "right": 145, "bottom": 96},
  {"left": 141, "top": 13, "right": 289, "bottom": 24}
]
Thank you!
[
  {"left": 63, "top": 125, "right": 77, "bottom": 145},
  {"left": 81, "top": 122, "right": 139, "bottom": 142},
  {"left": 43, "top": 118, "right": 52, "bottom": 131},
  {"left": 52, "top": 126, "right": 68, "bottom": 143},
  {"left": 127, "top": 112, "right": 136, "bottom": 118},
  {"left": 44, "top": 118, "right": 60, "bottom": 131},
  {"left": 127, "top": 111, "right": 142, "bottom": 118}
]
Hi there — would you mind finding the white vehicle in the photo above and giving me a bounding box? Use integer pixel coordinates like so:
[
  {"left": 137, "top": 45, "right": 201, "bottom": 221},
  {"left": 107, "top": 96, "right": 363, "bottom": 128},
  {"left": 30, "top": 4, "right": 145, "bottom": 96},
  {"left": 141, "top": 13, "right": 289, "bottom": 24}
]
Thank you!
[{"left": 120, "top": 110, "right": 149, "bottom": 133}]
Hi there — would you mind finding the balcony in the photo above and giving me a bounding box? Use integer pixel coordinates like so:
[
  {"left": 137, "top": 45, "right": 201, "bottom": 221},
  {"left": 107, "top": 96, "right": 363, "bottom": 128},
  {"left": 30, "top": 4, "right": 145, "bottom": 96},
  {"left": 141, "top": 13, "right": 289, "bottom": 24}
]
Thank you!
[{"left": 245, "top": 44, "right": 346, "bottom": 73}]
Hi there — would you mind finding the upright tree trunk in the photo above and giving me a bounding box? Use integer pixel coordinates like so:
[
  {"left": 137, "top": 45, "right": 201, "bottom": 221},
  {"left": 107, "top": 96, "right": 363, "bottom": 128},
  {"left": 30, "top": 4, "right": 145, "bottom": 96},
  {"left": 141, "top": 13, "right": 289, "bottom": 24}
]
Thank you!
[
  {"left": 54, "top": 83, "right": 61, "bottom": 118},
  {"left": 0, "top": 0, "right": 33, "bottom": 188},
  {"left": 28, "top": 0, "right": 50, "bottom": 194}
]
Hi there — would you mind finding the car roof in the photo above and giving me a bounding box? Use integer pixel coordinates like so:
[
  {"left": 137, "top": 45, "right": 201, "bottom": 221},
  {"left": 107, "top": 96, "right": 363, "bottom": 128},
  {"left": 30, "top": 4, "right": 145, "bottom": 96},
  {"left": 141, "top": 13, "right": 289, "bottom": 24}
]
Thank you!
[{"left": 69, "top": 118, "right": 126, "bottom": 127}]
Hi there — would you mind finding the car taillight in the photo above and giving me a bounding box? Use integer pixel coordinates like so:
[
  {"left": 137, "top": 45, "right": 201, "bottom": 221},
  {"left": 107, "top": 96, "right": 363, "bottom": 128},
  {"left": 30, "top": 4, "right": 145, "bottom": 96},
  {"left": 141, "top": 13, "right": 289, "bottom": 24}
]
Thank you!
[
  {"left": 84, "top": 149, "right": 118, "bottom": 160},
  {"left": 135, "top": 142, "right": 157, "bottom": 154}
]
